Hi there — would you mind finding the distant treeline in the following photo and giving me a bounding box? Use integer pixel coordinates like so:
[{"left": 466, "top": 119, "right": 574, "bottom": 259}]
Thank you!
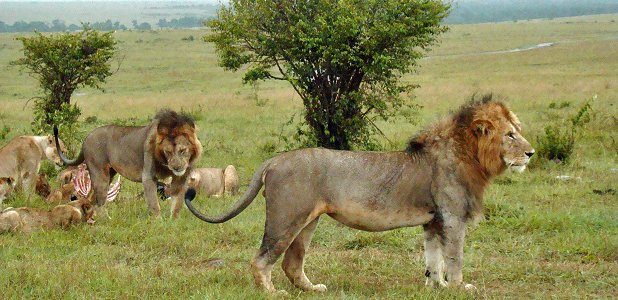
[
  {"left": 157, "top": 17, "right": 209, "bottom": 28},
  {"left": 2, "top": 0, "right": 618, "bottom": 33},
  {"left": 0, "top": 17, "right": 208, "bottom": 33},
  {"left": 446, "top": 0, "right": 618, "bottom": 24}
]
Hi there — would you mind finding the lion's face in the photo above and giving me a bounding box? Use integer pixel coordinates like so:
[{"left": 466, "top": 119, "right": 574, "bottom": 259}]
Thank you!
[
  {"left": 160, "top": 136, "right": 193, "bottom": 176},
  {"left": 155, "top": 125, "right": 201, "bottom": 177},
  {"left": 67, "top": 199, "right": 94, "bottom": 222},
  {"left": 0, "top": 177, "right": 14, "bottom": 202},
  {"left": 500, "top": 123, "right": 534, "bottom": 173},
  {"left": 45, "top": 135, "right": 67, "bottom": 166},
  {"left": 474, "top": 105, "right": 534, "bottom": 175}
]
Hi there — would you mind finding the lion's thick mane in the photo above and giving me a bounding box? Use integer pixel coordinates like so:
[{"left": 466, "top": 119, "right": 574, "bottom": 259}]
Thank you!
[{"left": 406, "top": 94, "right": 522, "bottom": 218}]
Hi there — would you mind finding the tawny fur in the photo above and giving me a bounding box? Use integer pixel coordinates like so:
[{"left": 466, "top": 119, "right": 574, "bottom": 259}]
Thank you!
[
  {"left": 185, "top": 94, "right": 535, "bottom": 293},
  {"left": 54, "top": 109, "right": 202, "bottom": 219},
  {"left": 223, "top": 165, "right": 239, "bottom": 196},
  {"left": 35, "top": 173, "right": 51, "bottom": 198},
  {"left": 46, "top": 182, "right": 76, "bottom": 204},
  {"left": 188, "top": 168, "right": 225, "bottom": 198},
  {"left": 0, "top": 198, "right": 93, "bottom": 234},
  {"left": 57, "top": 165, "right": 79, "bottom": 185},
  {"left": 188, "top": 165, "right": 239, "bottom": 197},
  {"left": 0, "top": 135, "right": 66, "bottom": 195}
]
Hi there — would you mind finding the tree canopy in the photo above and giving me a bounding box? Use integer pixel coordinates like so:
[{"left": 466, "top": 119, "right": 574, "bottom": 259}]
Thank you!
[
  {"left": 12, "top": 26, "right": 116, "bottom": 140},
  {"left": 207, "top": 0, "right": 450, "bottom": 149}
]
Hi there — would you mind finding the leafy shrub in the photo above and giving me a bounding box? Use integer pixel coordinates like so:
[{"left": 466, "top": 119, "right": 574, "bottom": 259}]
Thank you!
[
  {"left": 13, "top": 27, "right": 117, "bottom": 128},
  {"left": 84, "top": 115, "right": 98, "bottom": 124},
  {"left": 0, "top": 124, "right": 11, "bottom": 142},
  {"left": 39, "top": 160, "right": 60, "bottom": 180},
  {"left": 537, "top": 97, "right": 593, "bottom": 162},
  {"left": 207, "top": 0, "right": 449, "bottom": 150},
  {"left": 32, "top": 102, "right": 83, "bottom": 155},
  {"left": 536, "top": 126, "right": 575, "bottom": 162}
]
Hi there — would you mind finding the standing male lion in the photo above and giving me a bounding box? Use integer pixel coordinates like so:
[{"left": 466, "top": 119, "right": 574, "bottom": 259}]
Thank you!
[
  {"left": 55, "top": 109, "right": 202, "bottom": 218},
  {"left": 185, "top": 95, "right": 535, "bottom": 293}
]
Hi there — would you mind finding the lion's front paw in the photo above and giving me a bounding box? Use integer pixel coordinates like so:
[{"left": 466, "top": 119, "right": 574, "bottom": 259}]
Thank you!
[
  {"left": 309, "top": 284, "right": 327, "bottom": 292},
  {"left": 464, "top": 283, "right": 476, "bottom": 291},
  {"left": 425, "top": 278, "right": 447, "bottom": 288}
]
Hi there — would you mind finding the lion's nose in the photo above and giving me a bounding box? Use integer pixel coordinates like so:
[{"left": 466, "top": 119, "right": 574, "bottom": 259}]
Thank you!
[{"left": 525, "top": 150, "right": 535, "bottom": 158}]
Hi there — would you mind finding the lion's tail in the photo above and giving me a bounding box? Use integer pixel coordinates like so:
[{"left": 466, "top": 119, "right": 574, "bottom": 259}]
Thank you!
[
  {"left": 53, "top": 126, "right": 84, "bottom": 166},
  {"left": 184, "top": 159, "right": 271, "bottom": 224}
]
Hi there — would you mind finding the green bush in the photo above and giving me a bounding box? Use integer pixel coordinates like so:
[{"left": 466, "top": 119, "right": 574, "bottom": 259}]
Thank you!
[
  {"left": 207, "top": 0, "right": 449, "bottom": 150},
  {"left": 0, "top": 124, "right": 11, "bottom": 142},
  {"left": 32, "top": 102, "right": 83, "bottom": 155},
  {"left": 537, "top": 97, "right": 593, "bottom": 162},
  {"left": 536, "top": 125, "right": 575, "bottom": 162}
]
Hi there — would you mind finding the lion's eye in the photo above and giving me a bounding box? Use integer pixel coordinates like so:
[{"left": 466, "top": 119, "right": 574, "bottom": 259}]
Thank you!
[
  {"left": 179, "top": 149, "right": 186, "bottom": 155},
  {"left": 506, "top": 132, "right": 516, "bottom": 140}
]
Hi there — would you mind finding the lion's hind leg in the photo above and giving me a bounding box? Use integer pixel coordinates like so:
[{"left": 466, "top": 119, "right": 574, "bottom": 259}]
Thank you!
[
  {"left": 251, "top": 202, "right": 321, "bottom": 294},
  {"left": 88, "top": 165, "right": 111, "bottom": 219},
  {"left": 281, "top": 217, "right": 327, "bottom": 292}
]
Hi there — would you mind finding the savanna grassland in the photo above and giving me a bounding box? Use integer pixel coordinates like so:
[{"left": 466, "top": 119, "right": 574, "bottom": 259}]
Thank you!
[{"left": 0, "top": 14, "right": 617, "bottom": 299}]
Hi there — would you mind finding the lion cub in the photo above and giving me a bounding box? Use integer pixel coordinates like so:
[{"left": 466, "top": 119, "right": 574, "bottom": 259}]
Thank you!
[{"left": 0, "top": 199, "right": 93, "bottom": 233}]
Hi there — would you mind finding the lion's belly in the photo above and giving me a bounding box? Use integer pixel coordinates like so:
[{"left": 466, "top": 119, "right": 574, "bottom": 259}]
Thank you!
[
  {"left": 326, "top": 201, "right": 435, "bottom": 232},
  {"left": 110, "top": 163, "right": 142, "bottom": 182}
]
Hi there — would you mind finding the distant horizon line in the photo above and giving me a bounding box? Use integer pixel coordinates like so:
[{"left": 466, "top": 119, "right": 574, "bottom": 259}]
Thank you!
[{"left": 0, "top": 0, "right": 226, "bottom": 2}]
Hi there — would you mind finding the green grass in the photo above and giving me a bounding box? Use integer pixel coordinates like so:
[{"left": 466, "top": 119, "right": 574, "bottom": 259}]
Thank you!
[{"left": 1, "top": 14, "right": 617, "bottom": 299}]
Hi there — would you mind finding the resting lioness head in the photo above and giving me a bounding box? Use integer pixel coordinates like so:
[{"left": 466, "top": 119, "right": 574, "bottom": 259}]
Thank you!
[
  {"left": 457, "top": 95, "right": 535, "bottom": 175},
  {"left": 154, "top": 110, "right": 202, "bottom": 177},
  {"left": 65, "top": 198, "right": 95, "bottom": 223}
]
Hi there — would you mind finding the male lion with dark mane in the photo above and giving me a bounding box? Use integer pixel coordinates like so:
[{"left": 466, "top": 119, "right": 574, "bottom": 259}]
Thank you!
[
  {"left": 55, "top": 109, "right": 202, "bottom": 218},
  {"left": 185, "top": 94, "right": 534, "bottom": 293}
]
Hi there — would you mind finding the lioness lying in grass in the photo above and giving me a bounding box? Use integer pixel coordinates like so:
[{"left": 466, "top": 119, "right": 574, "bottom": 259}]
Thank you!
[{"left": 0, "top": 199, "right": 93, "bottom": 234}]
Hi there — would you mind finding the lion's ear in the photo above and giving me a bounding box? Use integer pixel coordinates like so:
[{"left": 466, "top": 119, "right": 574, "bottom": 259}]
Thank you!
[
  {"left": 155, "top": 127, "right": 168, "bottom": 144},
  {"left": 472, "top": 119, "right": 494, "bottom": 136}
]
